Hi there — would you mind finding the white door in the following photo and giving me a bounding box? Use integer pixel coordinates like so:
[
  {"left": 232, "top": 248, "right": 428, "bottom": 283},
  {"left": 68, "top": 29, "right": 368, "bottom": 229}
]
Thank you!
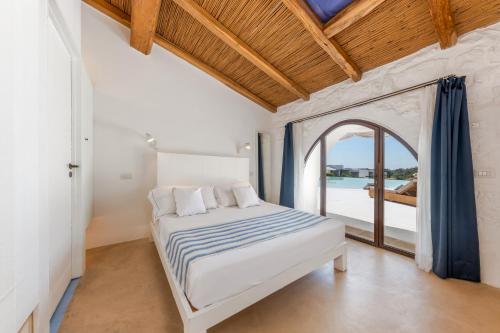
[{"left": 47, "top": 18, "right": 73, "bottom": 315}]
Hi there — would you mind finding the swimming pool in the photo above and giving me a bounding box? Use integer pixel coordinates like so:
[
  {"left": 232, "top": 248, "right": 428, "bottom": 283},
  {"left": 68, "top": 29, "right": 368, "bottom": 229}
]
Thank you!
[{"left": 326, "top": 177, "right": 409, "bottom": 190}]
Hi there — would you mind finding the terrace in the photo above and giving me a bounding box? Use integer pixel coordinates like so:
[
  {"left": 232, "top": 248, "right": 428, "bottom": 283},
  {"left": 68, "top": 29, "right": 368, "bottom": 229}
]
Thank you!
[{"left": 326, "top": 185, "right": 416, "bottom": 253}]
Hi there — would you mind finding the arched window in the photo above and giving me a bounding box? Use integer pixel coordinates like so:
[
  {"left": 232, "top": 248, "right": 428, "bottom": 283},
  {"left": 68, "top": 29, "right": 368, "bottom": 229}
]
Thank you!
[{"left": 305, "top": 120, "right": 417, "bottom": 257}]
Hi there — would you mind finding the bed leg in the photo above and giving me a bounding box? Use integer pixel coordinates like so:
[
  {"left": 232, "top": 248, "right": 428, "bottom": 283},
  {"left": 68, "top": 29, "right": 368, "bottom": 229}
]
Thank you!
[
  {"left": 184, "top": 324, "right": 207, "bottom": 333},
  {"left": 334, "top": 247, "right": 347, "bottom": 272}
]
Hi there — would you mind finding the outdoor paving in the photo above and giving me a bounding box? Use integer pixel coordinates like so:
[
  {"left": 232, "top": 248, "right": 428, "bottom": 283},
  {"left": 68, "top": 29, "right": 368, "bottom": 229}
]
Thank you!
[{"left": 326, "top": 188, "right": 416, "bottom": 232}]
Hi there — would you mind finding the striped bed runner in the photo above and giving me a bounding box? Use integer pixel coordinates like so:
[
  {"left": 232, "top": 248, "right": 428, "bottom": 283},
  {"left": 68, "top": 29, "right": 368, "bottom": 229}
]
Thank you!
[{"left": 165, "top": 208, "right": 329, "bottom": 292}]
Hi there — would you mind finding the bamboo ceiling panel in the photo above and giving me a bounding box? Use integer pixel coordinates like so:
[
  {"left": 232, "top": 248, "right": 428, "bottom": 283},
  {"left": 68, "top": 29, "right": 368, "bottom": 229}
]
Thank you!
[
  {"left": 156, "top": 0, "right": 297, "bottom": 106},
  {"left": 181, "top": 0, "right": 348, "bottom": 99},
  {"left": 100, "top": 0, "right": 500, "bottom": 108},
  {"left": 108, "top": 0, "right": 131, "bottom": 14},
  {"left": 450, "top": 0, "right": 500, "bottom": 35},
  {"left": 334, "top": 0, "right": 437, "bottom": 73}
]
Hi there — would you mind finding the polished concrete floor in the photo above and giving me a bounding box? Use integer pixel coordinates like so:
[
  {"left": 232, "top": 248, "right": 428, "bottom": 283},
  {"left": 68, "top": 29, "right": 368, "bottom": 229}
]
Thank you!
[{"left": 60, "top": 238, "right": 500, "bottom": 333}]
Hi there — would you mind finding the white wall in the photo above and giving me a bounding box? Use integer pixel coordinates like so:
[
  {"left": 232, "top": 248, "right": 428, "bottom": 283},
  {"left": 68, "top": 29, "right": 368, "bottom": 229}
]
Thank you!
[
  {"left": 82, "top": 5, "right": 273, "bottom": 249},
  {"left": 52, "top": 0, "right": 81, "bottom": 51},
  {"left": 0, "top": 1, "right": 92, "bottom": 332},
  {"left": 272, "top": 22, "right": 500, "bottom": 288}
]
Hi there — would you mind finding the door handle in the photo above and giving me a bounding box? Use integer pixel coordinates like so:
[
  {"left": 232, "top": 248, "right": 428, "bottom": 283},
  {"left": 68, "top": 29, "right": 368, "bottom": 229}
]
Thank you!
[{"left": 68, "top": 163, "right": 79, "bottom": 169}]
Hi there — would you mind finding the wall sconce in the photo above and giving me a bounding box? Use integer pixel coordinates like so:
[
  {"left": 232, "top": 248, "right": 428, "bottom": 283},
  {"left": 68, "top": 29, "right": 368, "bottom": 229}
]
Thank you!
[
  {"left": 237, "top": 142, "right": 251, "bottom": 153},
  {"left": 145, "top": 133, "right": 157, "bottom": 149}
]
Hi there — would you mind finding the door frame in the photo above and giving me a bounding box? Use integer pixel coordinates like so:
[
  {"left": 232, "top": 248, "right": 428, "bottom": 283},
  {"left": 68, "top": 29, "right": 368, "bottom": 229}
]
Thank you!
[
  {"left": 48, "top": 0, "right": 86, "bottom": 279},
  {"left": 305, "top": 119, "right": 417, "bottom": 258}
]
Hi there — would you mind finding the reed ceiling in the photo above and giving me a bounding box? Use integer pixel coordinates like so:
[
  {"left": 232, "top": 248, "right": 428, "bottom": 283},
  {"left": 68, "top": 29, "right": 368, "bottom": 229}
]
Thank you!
[{"left": 89, "top": 0, "right": 500, "bottom": 111}]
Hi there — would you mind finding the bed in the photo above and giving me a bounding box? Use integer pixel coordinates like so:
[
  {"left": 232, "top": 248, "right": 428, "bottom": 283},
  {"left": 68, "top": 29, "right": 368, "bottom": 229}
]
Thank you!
[{"left": 150, "top": 152, "right": 347, "bottom": 333}]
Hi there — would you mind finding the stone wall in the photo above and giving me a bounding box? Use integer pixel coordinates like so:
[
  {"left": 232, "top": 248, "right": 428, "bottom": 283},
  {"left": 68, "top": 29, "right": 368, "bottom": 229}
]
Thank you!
[{"left": 271, "top": 22, "right": 500, "bottom": 288}]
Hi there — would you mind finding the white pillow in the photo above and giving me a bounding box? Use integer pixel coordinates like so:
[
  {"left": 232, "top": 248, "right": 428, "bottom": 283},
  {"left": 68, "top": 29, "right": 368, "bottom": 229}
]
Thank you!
[
  {"left": 233, "top": 185, "right": 260, "bottom": 209},
  {"left": 214, "top": 185, "right": 237, "bottom": 207},
  {"left": 173, "top": 187, "right": 207, "bottom": 217},
  {"left": 200, "top": 186, "right": 218, "bottom": 209},
  {"left": 148, "top": 186, "right": 176, "bottom": 219}
]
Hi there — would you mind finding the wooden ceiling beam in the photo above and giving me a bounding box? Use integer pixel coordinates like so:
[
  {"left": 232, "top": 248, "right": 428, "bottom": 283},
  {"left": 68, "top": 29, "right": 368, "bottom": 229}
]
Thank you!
[
  {"left": 130, "top": 0, "right": 162, "bottom": 55},
  {"left": 427, "top": 0, "right": 458, "bottom": 49},
  {"left": 323, "top": 0, "right": 388, "bottom": 38},
  {"left": 170, "top": 0, "right": 310, "bottom": 101},
  {"left": 82, "top": 0, "right": 277, "bottom": 112},
  {"left": 282, "top": 0, "right": 362, "bottom": 82}
]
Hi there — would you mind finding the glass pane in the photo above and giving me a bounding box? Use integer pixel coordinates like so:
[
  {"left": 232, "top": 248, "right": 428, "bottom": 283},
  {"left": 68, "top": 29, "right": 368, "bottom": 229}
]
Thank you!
[
  {"left": 303, "top": 143, "right": 321, "bottom": 215},
  {"left": 383, "top": 134, "right": 418, "bottom": 253},
  {"left": 325, "top": 125, "right": 375, "bottom": 243}
]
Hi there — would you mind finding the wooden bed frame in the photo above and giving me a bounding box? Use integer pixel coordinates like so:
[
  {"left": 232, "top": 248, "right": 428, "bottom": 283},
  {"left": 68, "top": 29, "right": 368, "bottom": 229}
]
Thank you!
[{"left": 151, "top": 152, "right": 347, "bottom": 333}]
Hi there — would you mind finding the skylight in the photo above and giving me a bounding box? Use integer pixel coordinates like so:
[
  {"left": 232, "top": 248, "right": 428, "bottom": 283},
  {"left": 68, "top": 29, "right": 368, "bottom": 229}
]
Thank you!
[{"left": 306, "top": 0, "right": 353, "bottom": 23}]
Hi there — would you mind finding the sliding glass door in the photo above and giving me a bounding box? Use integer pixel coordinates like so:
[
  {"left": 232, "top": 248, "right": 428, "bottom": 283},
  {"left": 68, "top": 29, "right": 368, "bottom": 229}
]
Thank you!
[
  {"left": 382, "top": 133, "right": 418, "bottom": 253},
  {"left": 324, "top": 124, "right": 376, "bottom": 244},
  {"left": 305, "top": 120, "right": 417, "bottom": 257}
]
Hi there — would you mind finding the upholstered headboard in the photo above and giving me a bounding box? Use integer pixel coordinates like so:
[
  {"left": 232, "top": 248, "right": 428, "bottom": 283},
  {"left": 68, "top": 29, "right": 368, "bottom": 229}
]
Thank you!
[{"left": 157, "top": 152, "right": 249, "bottom": 186}]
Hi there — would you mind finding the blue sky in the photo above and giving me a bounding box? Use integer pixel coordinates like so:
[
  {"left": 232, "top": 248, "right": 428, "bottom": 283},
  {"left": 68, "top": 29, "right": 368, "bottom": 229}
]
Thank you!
[{"left": 327, "top": 136, "right": 417, "bottom": 169}]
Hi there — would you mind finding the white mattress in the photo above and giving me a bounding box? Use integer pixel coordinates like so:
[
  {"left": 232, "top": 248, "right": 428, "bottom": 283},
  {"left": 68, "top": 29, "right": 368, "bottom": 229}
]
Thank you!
[{"left": 155, "top": 202, "right": 345, "bottom": 309}]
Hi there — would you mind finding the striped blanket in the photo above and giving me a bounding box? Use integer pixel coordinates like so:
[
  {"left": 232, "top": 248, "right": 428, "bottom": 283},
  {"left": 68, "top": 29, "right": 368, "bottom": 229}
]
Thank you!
[{"left": 165, "top": 208, "right": 329, "bottom": 292}]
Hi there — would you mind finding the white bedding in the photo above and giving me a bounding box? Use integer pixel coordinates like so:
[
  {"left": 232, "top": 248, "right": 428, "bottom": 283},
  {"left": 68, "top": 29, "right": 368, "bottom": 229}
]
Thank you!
[{"left": 155, "top": 202, "right": 345, "bottom": 309}]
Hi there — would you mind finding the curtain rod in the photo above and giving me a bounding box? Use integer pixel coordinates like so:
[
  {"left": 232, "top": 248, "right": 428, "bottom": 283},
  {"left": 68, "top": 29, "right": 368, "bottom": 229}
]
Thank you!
[{"left": 291, "top": 74, "right": 460, "bottom": 124}]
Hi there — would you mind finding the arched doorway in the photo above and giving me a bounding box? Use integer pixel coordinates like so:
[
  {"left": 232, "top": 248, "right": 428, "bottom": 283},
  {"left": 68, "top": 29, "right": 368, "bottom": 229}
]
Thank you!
[{"left": 305, "top": 120, "right": 417, "bottom": 257}]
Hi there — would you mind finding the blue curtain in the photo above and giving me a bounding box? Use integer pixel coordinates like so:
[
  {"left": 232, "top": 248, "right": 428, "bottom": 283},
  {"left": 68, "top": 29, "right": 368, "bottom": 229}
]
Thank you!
[
  {"left": 431, "top": 76, "right": 480, "bottom": 282},
  {"left": 279, "top": 122, "right": 294, "bottom": 208},
  {"left": 257, "top": 133, "right": 265, "bottom": 200}
]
